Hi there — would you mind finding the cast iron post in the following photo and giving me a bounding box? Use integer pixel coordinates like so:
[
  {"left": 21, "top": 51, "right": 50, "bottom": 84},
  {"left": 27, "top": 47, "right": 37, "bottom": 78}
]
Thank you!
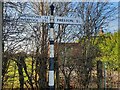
[{"left": 49, "top": 4, "right": 54, "bottom": 90}]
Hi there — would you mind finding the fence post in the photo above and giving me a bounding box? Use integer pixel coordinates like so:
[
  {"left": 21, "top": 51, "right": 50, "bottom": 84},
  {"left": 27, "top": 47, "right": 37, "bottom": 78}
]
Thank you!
[
  {"left": 97, "top": 60, "right": 103, "bottom": 89},
  {"left": 0, "top": 1, "right": 3, "bottom": 90},
  {"left": 104, "top": 62, "right": 107, "bottom": 89}
]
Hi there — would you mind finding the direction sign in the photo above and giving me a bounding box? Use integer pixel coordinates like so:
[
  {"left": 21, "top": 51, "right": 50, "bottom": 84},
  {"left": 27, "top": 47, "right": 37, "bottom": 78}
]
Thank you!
[
  {"left": 19, "top": 15, "right": 50, "bottom": 23},
  {"left": 18, "top": 15, "right": 82, "bottom": 25},
  {"left": 54, "top": 16, "right": 82, "bottom": 25}
]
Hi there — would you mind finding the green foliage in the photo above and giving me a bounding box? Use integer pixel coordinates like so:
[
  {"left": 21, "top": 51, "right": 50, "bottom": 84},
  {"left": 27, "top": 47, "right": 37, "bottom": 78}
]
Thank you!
[
  {"left": 3, "top": 57, "right": 33, "bottom": 88},
  {"left": 96, "top": 32, "right": 118, "bottom": 70}
]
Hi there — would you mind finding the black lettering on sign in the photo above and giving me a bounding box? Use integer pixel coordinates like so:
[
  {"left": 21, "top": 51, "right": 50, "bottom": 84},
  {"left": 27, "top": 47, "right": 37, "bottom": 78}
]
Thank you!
[
  {"left": 59, "top": 19, "right": 62, "bottom": 22},
  {"left": 36, "top": 16, "right": 40, "bottom": 18},
  {"left": 70, "top": 19, "right": 73, "bottom": 22},
  {"left": 64, "top": 19, "right": 73, "bottom": 22},
  {"left": 57, "top": 19, "right": 62, "bottom": 22},
  {"left": 66, "top": 19, "right": 69, "bottom": 22},
  {"left": 76, "top": 20, "right": 80, "bottom": 23},
  {"left": 44, "top": 16, "right": 48, "bottom": 19},
  {"left": 65, "top": 19, "right": 68, "bottom": 22}
]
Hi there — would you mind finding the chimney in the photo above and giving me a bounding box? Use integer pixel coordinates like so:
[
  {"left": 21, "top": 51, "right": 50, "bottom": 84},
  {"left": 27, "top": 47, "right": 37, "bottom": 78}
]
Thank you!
[{"left": 99, "top": 27, "right": 104, "bottom": 35}]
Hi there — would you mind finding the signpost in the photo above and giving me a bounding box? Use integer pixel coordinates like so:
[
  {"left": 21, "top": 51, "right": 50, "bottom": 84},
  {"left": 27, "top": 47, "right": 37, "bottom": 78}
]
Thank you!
[
  {"left": 18, "top": 15, "right": 83, "bottom": 25},
  {"left": 49, "top": 4, "right": 54, "bottom": 90},
  {"left": 4, "top": 4, "right": 82, "bottom": 90}
]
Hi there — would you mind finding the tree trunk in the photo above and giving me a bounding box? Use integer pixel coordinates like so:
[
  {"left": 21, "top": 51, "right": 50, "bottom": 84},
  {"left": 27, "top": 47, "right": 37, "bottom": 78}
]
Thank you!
[
  {"left": 21, "top": 56, "right": 34, "bottom": 89},
  {"left": 39, "top": 24, "right": 48, "bottom": 89},
  {"left": 39, "top": 57, "right": 47, "bottom": 89},
  {"left": 65, "top": 77, "right": 70, "bottom": 89},
  {"left": 16, "top": 56, "right": 24, "bottom": 90}
]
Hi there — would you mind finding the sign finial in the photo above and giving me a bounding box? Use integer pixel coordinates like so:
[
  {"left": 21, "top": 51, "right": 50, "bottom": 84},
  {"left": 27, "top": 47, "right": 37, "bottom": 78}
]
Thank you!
[{"left": 50, "top": 4, "right": 54, "bottom": 15}]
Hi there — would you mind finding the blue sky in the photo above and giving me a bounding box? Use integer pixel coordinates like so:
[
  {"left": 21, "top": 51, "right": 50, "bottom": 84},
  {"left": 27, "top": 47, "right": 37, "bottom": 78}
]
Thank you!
[
  {"left": 71, "top": 2, "right": 119, "bottom": 33},
  {"left": 108, "top": 18, "right": 118, "bottom": 33},
  {"left": 107, "top": 2, "right": 118, "bottom": 33},
  {"left": 6, "top": 1, "right": 118, "bottom": 33}
]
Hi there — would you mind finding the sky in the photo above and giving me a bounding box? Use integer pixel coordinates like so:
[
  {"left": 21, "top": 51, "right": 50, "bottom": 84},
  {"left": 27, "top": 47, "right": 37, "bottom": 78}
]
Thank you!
[
  {"left": 3, "top": 1, "right": 119, "bottom": 33},
  {"left": 71, "top": 2, "right": 119, "bottom": 33},
  {"left": 108, "top": 18, "right": 118, "bottom": 33},
  {"left": 107, "top": 2, "right": 118, "bottom": 33}
]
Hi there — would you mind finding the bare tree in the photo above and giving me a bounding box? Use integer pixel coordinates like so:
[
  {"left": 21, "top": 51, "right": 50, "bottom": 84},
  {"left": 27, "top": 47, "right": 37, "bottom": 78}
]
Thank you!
[{"left": 72, "top": 2, "right": 117, "bottom": 88}]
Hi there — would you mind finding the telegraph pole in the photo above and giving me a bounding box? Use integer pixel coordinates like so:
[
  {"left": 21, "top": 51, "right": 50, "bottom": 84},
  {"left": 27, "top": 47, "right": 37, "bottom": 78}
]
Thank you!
[
  {"left": 49, "top": 4, "right": 54, "bottom": 90},
  {"left": 0, "top": 1, "right": 2, "bottom": 90}
]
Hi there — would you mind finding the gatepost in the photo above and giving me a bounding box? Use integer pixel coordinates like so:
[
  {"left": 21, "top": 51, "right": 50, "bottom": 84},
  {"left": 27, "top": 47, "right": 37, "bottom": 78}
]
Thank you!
[{"left": 97, "top": 60, "right": 103, "bottom": 89}]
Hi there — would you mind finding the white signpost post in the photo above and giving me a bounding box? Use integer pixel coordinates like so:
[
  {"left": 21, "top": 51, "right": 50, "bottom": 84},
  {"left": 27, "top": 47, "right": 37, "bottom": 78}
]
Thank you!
[{"left": 4, "top": 4, "right": 82, "bottom": 90}]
